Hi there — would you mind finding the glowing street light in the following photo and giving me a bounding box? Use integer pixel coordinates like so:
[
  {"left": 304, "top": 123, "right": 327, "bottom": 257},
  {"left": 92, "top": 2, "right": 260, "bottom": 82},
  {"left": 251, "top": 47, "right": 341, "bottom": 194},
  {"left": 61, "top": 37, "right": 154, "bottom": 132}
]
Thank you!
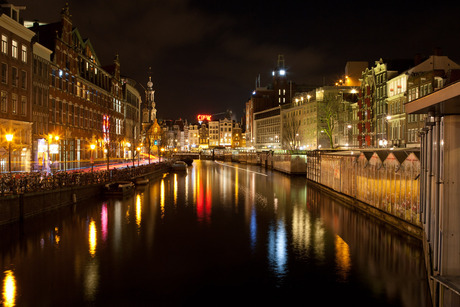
[
  {"left": 90, "top": 144, "right": 96, "bottom": 173},
  {"left": 5, "top": 134, "right": 13, "bottom": 174}
]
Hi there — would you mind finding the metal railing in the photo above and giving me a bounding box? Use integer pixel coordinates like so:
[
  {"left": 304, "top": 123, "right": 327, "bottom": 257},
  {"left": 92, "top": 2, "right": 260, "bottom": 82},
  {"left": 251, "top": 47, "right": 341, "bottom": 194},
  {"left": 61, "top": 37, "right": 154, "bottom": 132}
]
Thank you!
[{"left": 0, "top": 163, "right": 165, "bottom": 196}]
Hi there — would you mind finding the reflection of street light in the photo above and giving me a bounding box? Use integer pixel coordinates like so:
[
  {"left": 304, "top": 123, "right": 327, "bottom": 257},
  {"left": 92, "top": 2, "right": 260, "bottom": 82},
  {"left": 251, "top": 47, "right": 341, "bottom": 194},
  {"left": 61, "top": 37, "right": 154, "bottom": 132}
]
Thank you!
[
  {"left": 5, "top": 134, "right": 13, "bottom": 174},
  {"left": 90, "top": 144, "right": 95, "bottom": 173}
]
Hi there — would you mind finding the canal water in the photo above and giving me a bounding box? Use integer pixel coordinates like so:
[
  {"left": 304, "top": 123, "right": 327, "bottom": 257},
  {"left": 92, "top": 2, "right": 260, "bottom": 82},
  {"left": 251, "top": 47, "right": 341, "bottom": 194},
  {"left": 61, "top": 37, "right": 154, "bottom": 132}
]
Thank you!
[{"left": 0, "top": 160, "right": 431, "bottom": 306}]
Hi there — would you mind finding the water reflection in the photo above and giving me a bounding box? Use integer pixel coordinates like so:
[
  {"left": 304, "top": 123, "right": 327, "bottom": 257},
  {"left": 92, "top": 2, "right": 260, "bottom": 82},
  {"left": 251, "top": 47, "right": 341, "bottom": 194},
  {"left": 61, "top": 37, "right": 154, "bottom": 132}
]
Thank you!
[
  {"left": 84, "top": 259, "right": 99, "bottom": 301},
  {"left": 160, "top": 179, "right": 165, "bottom": 219},
  {"left": 268, "top": 220, "right": 287, "bottom": 284},
  {"left": 335, "top": 235, "right": 351, "bottom": 281},
  {"left": 2, "top": 270, "right": 16, "bottom": 307},
  {"left": 101, "top": 203, "right": 108, "bottom": 242},
  {"left": 136, "top": 194, "right": 142, "bottom": 229},
  {"left": 89, "top": 220, "right": 97, "bottom": 257},
  {"left": 0, "top": 160, "right": 430, "bottom": 306}
]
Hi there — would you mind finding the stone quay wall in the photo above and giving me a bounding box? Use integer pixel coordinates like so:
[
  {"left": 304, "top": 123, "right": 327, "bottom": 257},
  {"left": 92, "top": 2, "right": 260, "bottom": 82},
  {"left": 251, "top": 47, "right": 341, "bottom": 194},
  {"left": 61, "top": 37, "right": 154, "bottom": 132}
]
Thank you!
[{"left": 0, "top": 164, "right": 169, "bottom": 225}]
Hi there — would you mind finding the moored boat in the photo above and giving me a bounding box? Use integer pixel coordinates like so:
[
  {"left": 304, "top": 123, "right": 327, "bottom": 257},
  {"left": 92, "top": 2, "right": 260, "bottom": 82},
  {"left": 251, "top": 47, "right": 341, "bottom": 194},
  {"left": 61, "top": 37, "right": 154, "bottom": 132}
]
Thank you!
[
  {"left": 104, "top": 181, "right": 135, "bottom": 197},
  {"left": 134, "top": 176, "right": 149, "bottom": 185},
  {"left": 171, "top": 161, "right": 187, "bottom": 172}
]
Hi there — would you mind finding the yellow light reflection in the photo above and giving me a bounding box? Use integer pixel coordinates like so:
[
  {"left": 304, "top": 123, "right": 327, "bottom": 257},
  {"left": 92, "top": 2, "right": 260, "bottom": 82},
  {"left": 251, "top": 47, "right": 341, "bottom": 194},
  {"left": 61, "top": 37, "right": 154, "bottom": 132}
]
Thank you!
[
  {"left": 235, "top": 170, "right": 238, "bottom": 204},
  {"left": 89, "top": 220, "right": 97, "bottom": 257},
  {"left": 174, "top": 173, "right": 178, "bottom": 205},
  {"left": 335, "top": 235, "right": 351, "bottom": 281},
  {"left": 2, "top": 270, "right": 16, "bottom": 307},
  {"left": 136, "top": 194, "right": 142, "bottom": 228},
  {"left": 54, "top": 227, "right": 60, "bottom": 245},
  {"left": 160, "top": 179, "right": 165, "bottom": 219}
]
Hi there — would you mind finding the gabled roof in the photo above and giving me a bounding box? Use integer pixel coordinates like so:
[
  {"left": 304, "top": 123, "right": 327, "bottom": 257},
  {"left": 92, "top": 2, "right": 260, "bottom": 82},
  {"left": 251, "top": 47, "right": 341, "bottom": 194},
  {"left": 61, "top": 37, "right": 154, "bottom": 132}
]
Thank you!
[
  {"left": 408, "top": 55, "right": 460, "bottom": 74},
  {"left": 29, "top": 22, "right": 102, "bottom": 66}
]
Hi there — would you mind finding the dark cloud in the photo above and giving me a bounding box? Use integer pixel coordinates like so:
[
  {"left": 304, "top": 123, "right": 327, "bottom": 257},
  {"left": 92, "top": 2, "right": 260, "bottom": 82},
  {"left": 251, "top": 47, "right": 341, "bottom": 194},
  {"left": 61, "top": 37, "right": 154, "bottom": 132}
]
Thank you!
[{"left": 17, "top": 0, "right": 460, "bottom": 121}]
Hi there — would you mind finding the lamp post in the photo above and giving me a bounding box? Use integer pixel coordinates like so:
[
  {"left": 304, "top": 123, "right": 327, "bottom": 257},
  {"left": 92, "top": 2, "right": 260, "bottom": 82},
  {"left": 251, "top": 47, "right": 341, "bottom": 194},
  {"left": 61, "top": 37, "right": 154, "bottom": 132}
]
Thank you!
[
  {"left": 160, "top": 147, "right": 164, "bottom": 163},
  {"left": 106, "top": 142, "right": 110, "bottom": 171},
  {"left": 5, "top": 134, "right": 13, "bottom": 174},
  {"left": 380, "top": 115, "right": 391, "bottom": 147},
  {"left": 137, "top": 147, "right": 140, "bottom": 166},
  {"left": 90, "top": 144, "right": 95, "bottom": 173},
  {"left": 54, "top": 135, "right": 59, "bottom": 171}
]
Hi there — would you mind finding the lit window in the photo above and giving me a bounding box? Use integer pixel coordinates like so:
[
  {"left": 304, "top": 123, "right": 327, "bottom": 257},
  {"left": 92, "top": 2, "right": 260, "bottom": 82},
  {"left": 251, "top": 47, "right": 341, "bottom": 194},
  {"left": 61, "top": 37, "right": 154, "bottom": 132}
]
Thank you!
[
  {"left": 1, "top": 35, "right": 7, "bottom": 54},
  {"left": 12, "top": 94, "right": 17, "bottom": 114},
  {"left": 1, "top": 91, "right": 7, "bottom": 112},
  {"left": 11, "top": 40, "right": 17, "bottom": 58},
  {"left": 21, "top": 45, "right": 27, "bottom": 62}
]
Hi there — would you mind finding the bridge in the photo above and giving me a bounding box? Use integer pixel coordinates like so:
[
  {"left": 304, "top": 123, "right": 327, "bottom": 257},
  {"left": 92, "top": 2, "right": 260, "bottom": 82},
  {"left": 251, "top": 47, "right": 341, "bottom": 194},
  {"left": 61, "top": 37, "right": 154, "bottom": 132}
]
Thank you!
[{"left": 406, "top": 80, "right": 460, "bottom": 306}]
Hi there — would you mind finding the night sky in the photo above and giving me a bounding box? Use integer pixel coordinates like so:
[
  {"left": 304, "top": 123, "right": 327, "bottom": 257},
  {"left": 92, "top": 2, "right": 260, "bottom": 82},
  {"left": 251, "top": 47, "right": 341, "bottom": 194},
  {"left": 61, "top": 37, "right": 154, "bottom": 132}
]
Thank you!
[{"left": 17, "top": 0, "right": 460, "bottom": 122}]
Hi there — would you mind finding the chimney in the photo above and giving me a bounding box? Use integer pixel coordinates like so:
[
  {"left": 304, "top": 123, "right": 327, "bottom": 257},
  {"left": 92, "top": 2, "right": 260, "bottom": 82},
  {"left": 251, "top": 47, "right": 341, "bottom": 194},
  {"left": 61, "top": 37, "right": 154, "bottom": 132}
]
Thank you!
[
  {"left": 414, "top": 53, "right": 422, "bottom": 65},
  {"left": 433, "top": 47, "right": 442, "bottom": 56}
]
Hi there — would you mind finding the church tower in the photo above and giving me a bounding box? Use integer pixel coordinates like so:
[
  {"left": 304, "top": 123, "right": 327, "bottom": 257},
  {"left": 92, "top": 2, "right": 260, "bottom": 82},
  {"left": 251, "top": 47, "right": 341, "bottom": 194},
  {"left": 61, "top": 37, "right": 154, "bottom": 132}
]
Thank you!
[{"left": 142, "top": 69, "right": 157, "bottom": 132}]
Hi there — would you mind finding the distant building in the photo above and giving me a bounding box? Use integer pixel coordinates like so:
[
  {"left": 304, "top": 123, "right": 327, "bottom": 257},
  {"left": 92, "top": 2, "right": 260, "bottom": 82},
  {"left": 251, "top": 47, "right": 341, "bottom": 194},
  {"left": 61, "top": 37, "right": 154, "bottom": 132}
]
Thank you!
[
  {"left": 253, "top": 106, "right": 281, "bottom": 149},
  {"left": 187, "top": 123, "right": 200, "bottom": 150},
  {"left": 404, "top": 53, "right": 460, "bottom": 147},
  {"left": 358, "top": 58, "right": 414, "bottom": 147},
  {"left": 121, "top": 77, "right": 141, "bottom": 159}
]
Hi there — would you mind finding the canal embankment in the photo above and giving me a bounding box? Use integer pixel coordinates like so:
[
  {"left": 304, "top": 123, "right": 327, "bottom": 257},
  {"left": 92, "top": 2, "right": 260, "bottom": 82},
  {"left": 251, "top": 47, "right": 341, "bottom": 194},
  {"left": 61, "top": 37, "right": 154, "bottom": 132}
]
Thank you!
[
  {"left": 0, "top": 163, "right": 170, "bottom": 225},
  {"left": 227, "top": 148, "right": 423, "bottom": 240}
]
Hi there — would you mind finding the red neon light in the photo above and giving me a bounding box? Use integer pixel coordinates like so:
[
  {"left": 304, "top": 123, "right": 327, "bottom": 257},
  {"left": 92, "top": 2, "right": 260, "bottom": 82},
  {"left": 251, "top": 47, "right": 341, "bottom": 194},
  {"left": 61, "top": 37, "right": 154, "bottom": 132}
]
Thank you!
[{"left": 197, "top": 114, "right": 212, "bottom": 122}]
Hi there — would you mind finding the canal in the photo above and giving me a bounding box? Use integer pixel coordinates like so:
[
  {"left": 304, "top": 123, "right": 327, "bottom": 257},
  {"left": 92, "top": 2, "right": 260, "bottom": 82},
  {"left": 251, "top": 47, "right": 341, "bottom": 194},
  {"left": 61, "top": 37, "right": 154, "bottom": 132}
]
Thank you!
[{"left": 0, "top": 160, "right": 431, "bottom": 306}]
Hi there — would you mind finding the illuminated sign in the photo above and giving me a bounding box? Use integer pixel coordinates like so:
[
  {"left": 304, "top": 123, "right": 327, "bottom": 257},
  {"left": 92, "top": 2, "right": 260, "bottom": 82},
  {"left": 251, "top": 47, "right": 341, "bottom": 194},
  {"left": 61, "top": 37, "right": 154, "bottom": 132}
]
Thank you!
[
  {"left": 103, "top": 115, "right": 110, "bottom": 143},
  {"left": 197, "top": 114, "right": 212, "bottom": 122}
]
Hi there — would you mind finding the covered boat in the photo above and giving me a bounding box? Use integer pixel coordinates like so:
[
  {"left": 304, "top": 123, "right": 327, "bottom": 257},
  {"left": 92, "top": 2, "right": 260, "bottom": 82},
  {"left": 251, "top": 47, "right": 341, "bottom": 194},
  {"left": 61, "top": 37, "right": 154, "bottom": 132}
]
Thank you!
[{"left": 104, "top": 181, "right": 135, "bottom": 197}]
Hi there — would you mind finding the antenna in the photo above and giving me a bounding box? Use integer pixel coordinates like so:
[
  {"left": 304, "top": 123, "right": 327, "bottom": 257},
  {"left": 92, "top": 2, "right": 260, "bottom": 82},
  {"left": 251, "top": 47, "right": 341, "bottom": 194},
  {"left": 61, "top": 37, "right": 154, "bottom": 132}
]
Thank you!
[{"left": 277, "top": 54, "right": 285, "bottom": 69}]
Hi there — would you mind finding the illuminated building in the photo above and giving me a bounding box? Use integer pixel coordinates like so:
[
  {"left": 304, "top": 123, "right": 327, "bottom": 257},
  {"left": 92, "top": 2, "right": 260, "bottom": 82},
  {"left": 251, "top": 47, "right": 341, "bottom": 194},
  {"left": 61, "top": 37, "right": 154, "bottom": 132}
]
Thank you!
[
  {"left": 0, "top": 4, "right": 35, "bottom": 172},
  {"left": 31, "top": 42, "right": 52, "bottom": 171},
  {"left": 29, "top": 4, "right": 125, "bottom": 170},
  {"left": 121, "top": 77, "right": 141, "bottom": 159},
  {"left": 357, "top": 58, "right": 413, "bottom": 147}
]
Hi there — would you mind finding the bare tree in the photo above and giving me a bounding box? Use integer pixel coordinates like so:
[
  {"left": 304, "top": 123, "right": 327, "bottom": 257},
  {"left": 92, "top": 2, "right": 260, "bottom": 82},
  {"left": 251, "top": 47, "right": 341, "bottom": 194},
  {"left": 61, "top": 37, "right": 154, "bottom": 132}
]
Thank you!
[
  {"left": 318, "top": 93, "right": 341, "bottom": 149},
  {"left": 282, "top": 116, "right": 301, "bottom": 150}
]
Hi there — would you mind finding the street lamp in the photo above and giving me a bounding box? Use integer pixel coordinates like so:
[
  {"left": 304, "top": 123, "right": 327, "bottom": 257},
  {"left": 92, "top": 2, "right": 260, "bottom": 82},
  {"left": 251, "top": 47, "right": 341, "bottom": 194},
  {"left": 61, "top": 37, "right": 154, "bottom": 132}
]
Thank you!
[
  {"left": 54, "top": 135, "right": 60, "bottom": 171},
  {"left": 380, "top": 115, "right": 392, "bottom": 147},
  {"left": 90, "top": 144, "right": 96, "bottom": 173},
  {"left": 5, "top": 134, "right": 13, "bottom": 174},
  {"left": 160, "top": 147, "right": 165, "bottom": 163}
]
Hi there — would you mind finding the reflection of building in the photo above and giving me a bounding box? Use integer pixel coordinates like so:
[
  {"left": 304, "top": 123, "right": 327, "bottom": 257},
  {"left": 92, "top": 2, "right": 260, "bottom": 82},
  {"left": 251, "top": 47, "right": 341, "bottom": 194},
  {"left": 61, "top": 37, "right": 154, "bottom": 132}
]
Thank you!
[{"left": 0, "top": 4, "right": 35, "bottom": 172}]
